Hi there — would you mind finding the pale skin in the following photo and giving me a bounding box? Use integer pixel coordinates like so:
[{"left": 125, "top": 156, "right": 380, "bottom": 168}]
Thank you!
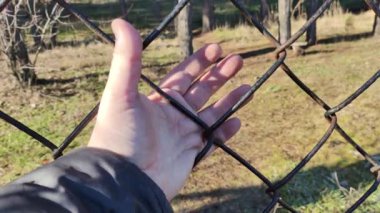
[{"left": 89, "top": 19, "right": 250, "bottom": 200}]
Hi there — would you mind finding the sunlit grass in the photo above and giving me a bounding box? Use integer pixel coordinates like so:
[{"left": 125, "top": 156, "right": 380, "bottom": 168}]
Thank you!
[{"left": 0, "top": 9, "right": 379, "bottom": 213}]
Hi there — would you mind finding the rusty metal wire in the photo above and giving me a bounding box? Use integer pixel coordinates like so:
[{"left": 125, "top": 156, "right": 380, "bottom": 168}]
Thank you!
[{"left": 0, "top": 0, "right": 379, "bottom": 212}]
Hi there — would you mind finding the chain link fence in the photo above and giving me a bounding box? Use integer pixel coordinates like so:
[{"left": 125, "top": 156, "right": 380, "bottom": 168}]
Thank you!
[{"left": 1, "top": 0, "right": 379, "bottom": 212}]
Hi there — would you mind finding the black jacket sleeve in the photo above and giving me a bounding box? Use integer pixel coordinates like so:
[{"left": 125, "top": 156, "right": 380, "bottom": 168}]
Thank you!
[{"left": 0, "top": 148, "right": 173, "bottom": 213}]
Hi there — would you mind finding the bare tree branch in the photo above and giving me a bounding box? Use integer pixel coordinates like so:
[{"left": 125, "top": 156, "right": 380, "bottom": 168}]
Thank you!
[{"left": 0, "top": 0, "right": 65, "bottom": 86}]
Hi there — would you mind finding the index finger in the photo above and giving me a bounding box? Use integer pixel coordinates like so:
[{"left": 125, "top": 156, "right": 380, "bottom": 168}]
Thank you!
[{"left": 159, "top": 43, "right": 222, "bottom": 95}]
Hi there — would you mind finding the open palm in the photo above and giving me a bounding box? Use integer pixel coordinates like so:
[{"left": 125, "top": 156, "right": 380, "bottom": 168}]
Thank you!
[{"left": 89, "top": 19, "right": 249, "bottom": 200}]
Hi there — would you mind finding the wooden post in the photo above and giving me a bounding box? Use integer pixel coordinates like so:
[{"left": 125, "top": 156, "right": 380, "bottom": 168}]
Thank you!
[
  {"left": 278, "top": 0, "right": 291, "bottom": 44},
  {"left": 176, "top": 0, "right": 193, "bottom": 58},
  {"left": 306, "top": 0, "right": 318, "bottom": 45},
  {"left": 202, "top": 0, "right": 215, "bottom": 34},
  {"left": 373, "top": 0, "right": 380, "bottom": 36}
]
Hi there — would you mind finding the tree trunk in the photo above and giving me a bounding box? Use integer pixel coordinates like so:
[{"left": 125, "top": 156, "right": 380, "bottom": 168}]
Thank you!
[
  {"left": 11, "top": 30, "right": 36, "bottom": 85},
  {"left": 31, "top": 24, "right": 46, "bottom": 49},
  {"left": 278, "top": 0, "right": 291, "bottom": 44},
  {"left": 306, "top": 0, "right": 318, "bottom": 45},
  {"left": 373, "top": 0, "right": 380, "bottom": 36},
  {"left": 30, "top": 3, "right": 46, "bottom": 49},
  {"left": 0, "top": 3, "right": 36, "bottom": 86},
  {"left": 176, "top": 0, "right": 193, "bottom": 58},
  {"left": 202, "top": 0, "right": 215, "bottom": 34},
  {"left": 259, "top": 0, "right": 270, "bottom": 25},
  {"left": 50, "top": 21, "right": 58, "bottom": 47},
  {"left": 119, "top": 0, "right": 127, "bottom": 18},
  {"left": 291, "top": 0, "right": 303, "bottom": 19},
  {"left": 152, "top": 0, "right": 162, "bottom": 20}
]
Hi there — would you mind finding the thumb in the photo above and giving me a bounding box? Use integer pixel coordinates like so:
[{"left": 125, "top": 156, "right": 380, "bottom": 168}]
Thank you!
[{"left": 104, "top": 19, "right": 142, "bottom": 107}]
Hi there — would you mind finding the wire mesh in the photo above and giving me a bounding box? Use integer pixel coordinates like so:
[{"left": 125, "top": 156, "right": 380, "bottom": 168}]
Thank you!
[{"left": 1, "top": 0, "right": 379, "bottom": 212}]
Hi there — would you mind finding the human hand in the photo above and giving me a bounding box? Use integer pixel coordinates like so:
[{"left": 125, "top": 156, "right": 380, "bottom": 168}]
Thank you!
[{"left": 88, "top": 19, "right": 250, "bottom": 200}]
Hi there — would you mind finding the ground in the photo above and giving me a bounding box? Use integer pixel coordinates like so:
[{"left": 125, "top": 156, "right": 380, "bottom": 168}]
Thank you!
[{"left": 0, "top": 8, "right": 379, "bottom": 213}]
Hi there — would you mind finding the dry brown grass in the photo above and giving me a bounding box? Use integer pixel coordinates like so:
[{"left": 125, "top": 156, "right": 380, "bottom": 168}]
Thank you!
[{"left": 0, "top": 11, "right": 379, "bottom": 212}]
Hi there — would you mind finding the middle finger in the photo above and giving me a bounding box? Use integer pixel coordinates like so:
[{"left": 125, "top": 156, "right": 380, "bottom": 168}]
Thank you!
[
  {"left": 159, "top": 43, "right": 222, "bottom": 95},
  {"left": 184, "top": 54, "right": 243, "bottom": 111}
]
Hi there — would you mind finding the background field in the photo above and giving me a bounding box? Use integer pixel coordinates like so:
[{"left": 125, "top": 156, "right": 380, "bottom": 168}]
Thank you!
[{"left": 0, "top": 1, "right": 379, "bottom": 212}]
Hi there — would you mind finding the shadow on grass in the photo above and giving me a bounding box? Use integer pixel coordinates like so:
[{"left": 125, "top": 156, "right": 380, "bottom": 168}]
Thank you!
[
  {"left": 54, "top": 38, "right": 105, "bottom": 48},
  {"left": 318, "top": 32, "right": 374, "bottom": 45},
  {"left": 34, "top": 71, "right": 109, "bottom": 97},
  {"left": 173, "top": 154, "right": 379, "bottom": 212},
  {"left": 304, "top": 49, "right": 335, "bottom": 56},
  {"left": 226, "top": 31, "right": 374, "bottom": 61},
  {"left": 36, "top": 71, "right": 109, "bottom": 86},
  {"left": 235, "top": 46, "right": 333, "bottom": 60}
]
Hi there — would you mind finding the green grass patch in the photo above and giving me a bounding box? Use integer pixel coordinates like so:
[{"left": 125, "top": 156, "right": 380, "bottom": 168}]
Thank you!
[{"left": 1, "top": 9, "right": 379, "bottom": 213}]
